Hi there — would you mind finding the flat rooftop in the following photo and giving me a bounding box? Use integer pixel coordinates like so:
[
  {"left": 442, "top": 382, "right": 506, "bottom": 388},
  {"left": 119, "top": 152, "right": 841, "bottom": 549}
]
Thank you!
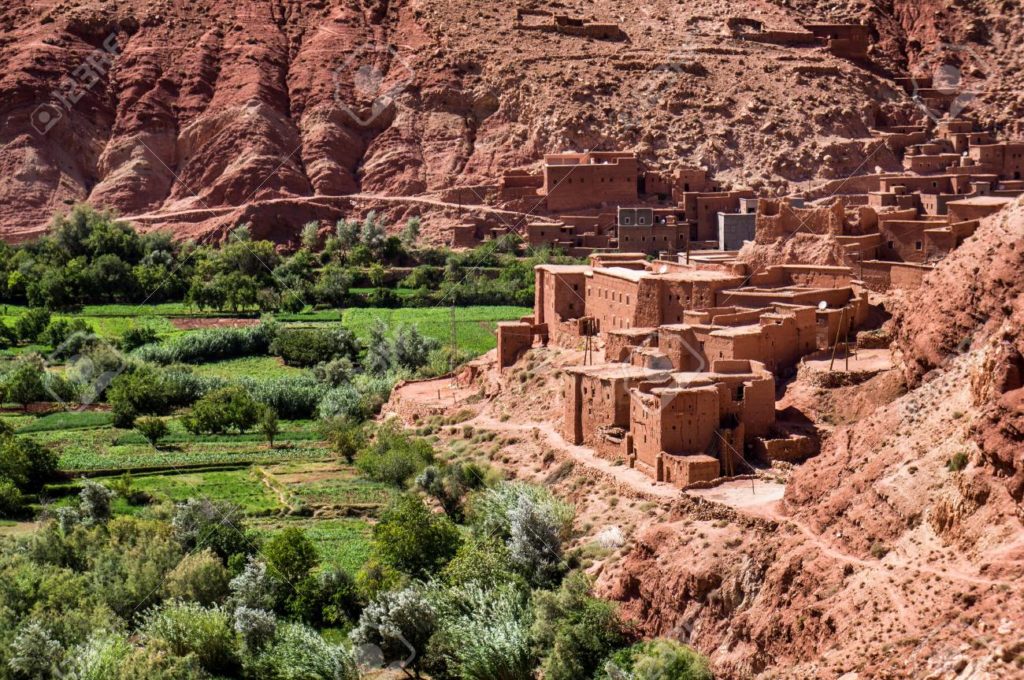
[
  {"left": 566, "top": 364, "right": 668, "bottom": 380},
  {"left": 536, "top": 264, "right": 592, "bottom": 275},
  {"left": 946, "top": 196, "right": 1013, "bottom": 206}
]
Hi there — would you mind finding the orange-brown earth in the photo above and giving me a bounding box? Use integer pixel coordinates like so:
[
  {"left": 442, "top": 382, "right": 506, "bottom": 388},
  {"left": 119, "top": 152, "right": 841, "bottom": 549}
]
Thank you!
[
  {"left": 2, "top": 0, "right": 1022, "bottom": 244},
  {"left": 384, "top": 201, "right": 1024, "bottom": 678}
]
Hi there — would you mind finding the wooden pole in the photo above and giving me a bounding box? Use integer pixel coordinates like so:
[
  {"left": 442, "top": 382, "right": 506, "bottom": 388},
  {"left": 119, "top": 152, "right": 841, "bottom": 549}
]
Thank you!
[
  {"left": 845, "top": 319, "right": 850, "bottom": 372},
  {"left": 829, "top": 306, "right": 846, "bottom": 372}
]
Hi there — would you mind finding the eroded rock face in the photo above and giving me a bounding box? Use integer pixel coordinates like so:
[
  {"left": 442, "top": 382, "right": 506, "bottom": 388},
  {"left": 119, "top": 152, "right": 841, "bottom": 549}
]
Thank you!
[
  {"left": 4, "top": 0, "right": 1020, "bottom": 242},
  {"left": 894, "top": 199, "right": 1024, "bottom": 501}
]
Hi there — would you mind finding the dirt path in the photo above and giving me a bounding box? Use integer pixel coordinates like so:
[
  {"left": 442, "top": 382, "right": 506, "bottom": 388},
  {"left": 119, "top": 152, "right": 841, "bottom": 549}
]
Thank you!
[
  {"left": 122, "top": 192, "right": 535, "bottom": 224},
  {"left": 766, "top": 502, "right": 1021, "bottom": 590}
]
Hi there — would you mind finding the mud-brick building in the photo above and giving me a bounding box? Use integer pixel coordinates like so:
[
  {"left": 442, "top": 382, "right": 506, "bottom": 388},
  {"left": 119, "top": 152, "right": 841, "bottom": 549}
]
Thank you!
[
  {"left": 543, "top": 152, "right": 640, "bottom": 211},
  {"left": 560, "top": 359, "right": 776, "bottom": 487},
  {"left": 584, "top": 267, "right": 748, "bottom": 331}
]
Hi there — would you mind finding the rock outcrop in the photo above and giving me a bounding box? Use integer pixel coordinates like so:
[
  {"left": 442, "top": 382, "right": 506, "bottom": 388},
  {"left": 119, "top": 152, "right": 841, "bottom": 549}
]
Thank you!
[{"left": 3, "top": 0, "right": 1020, "bottom": 242}]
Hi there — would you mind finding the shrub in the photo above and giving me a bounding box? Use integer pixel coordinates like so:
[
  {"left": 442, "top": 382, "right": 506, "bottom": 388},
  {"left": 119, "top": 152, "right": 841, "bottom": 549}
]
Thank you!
[
  {"left": 253, "top": 622, "right": 358, "bottom": 680},
  {"left": 107, "top": 365, "right": 215, "bottom": 427},
  {"left": 270, "top": 327, "right": 360, "bottom": 367},
  {"left": 135, "top": 416, "right": 169, "bottom": 446},
  {"left": 0, "top": 477, "right": 25, "bottom": 517},
  {"left": 416, "top": 461, "right": 487, "bottom": 521},
  {"left": 392, "top": 324, "right": 440, "bottom": 371},
  {"left": 64, "top": 480, "right": 116, "bottom": 527},
  {"left": 947, "top": 451, "right": 969, "bottom": 472},
  {"left": 260, "top": 408, "right": 279, "bottom": 448},
  {"left": 312, "top": 264, "right": 353, "bottom": 307},
  {"left": 120, "top": 324, "right": 160, "bottom": 352},
  {"left": 289, "top": 568, "right": 360, "bottom": 627},
  {"left": 600, "top": 639, "right": 712, "bottom": 680},
  {"left": 82, "top": 517, "right": 184, "bottom": 618},
  {"left": 182, "top": 385, "right": 262, "bottom": 434},
  {"left": 2, "top": 356, "right": 46, "bottom": 409},
  {"left": 171, "top": 499, "right": 255, "bottom": 563},
  {"left": 263, "top": 527, "right": 319, "bottom": 587},
  {"left": 532, "top": 572, "right": 628, "bottom": 680},
  {"left": 431, "top": 582, "right": 535, "bottom": 680},
  {"left": 241, "top": 375, "right": 325, "bottom": 420},
  {"left": 363, "top": 320, "right": 394, "bottom": 375},
  {"left": 165, "top": 548, "right": 231, "bottom": 606},
  {"left": 234, "top": 606, "right": 277, "bottom": 654},
  {"left": 319, "top": 416, "right": 366, "bottom": 463},
  {"left": 470, "top": 482, "right": 574, "bottom": 587},
  {"left": 229, "top": 558, "right": 281, "bottom": 612},
  {"left": 141, "top": 601, "right": 238, "bottom": 675},
  {"left": 42, "top": 317, "right": 95, "bottom": 353},
  {"left": 62, "top": 634, "right": 132, "bottom": 680},
  {"left": 355, "top": 420, "right": 434, "bottom": 487},
  {"left": 133, "top": 321, "right": 276, "bottom": 365},
  {"left": 7, "top": 622, "right": 63, "bottom": 678},
  {"left": 0, "top": 433, "right": 59, "bottom": 492},
  {"left": 311, "top": 357, "right": 353, "bottom": 387},
  {"left": 370, "top": 494, "right": 461, "bottom": 579},
  {"left": 350, "top": 585, "right": 436, "bottom": 676},
  {"left": 441, "top": 536, "right": 521, "bottom": 590},
  {"left": 14, "top": 308, "right": 51, "bottom": 343}
]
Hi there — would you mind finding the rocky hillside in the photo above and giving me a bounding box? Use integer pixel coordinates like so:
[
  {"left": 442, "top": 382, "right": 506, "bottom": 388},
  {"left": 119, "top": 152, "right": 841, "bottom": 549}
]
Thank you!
[
  {"left": 599, "top": 199, "right": 1024, "bottom": 678},
  {"left": 2, "top": 0, "right": 1020, "bottom": 242}
]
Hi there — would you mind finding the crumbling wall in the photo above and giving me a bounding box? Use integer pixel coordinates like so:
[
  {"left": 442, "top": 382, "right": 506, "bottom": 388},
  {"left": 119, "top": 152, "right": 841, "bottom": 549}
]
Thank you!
[
  {"left": 755, "top": 199, "right": 847, "bottom": 242},
  {"left": 497, "top": 322, "right": 535, "bottom": 369}
]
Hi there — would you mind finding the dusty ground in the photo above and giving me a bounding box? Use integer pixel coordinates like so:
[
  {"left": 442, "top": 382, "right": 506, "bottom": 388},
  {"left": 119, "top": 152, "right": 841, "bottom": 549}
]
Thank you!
[
  {"left": 169, "top": 317, "right": 260, "bottom": 330},
  {"left": 385, "top": 324, "right": 1024, "bottom": 677}
]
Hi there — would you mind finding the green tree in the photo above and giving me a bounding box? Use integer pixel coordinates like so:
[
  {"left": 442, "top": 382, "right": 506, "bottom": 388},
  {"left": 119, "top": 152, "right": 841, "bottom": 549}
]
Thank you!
[
  {"left": 319, "top": 416, "right": 365, "bottom": 463},
  {"left": 600, "top": 639, "right": 712, "bottom": 680},
  {"left": 355, "top": 421, "right": 434, "bottom": 487},
  {"left": 2, "top": 356, "right": 46, "bottom": 410},
  {"left": 260, "top": 407, "right": 280, "bottom": 448},
  {"left": 263, "top": 527, "right": 319, "bottom": 586},
  {"left": 401, "top": 216, "right": 421, "bottom": 247},
  {"left": 182, "top": 386, "right": 262, "bottom": 434},
  {"left": 135, "top": 416, "right": 169, "bottom": 447},
  {"left": 301, "top": 221, "right": 321, "bottom": 251},
  {"left": 370, "top": 494, "right": 461, "bottom": 579},
  {"left": 532, "top": 572, "right": 628, "bottom": 680},
  {"left": 165, "top": 548, "right": 231, "bottom": 606},
  {"left": 14, "top": 308, "right": 50, "bottom": 343},
  {"left": 140, "top": 601, "right": 239, "bottom": 676}
]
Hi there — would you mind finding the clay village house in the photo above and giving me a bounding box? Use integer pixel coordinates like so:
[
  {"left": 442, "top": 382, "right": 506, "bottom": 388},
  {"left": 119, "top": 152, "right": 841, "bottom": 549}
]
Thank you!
[{"left": 492, "top": 113, "right": 1024, "bottom": 490}]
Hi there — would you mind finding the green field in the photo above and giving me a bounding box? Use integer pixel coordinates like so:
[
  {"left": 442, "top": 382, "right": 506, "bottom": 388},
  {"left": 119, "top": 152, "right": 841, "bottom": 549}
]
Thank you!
[
  {"left": 255, "top": 517, "right": 374, "bottom": 576},
  {"left": 0, "top": 300, "right": 530, "bottom": 591},
  {"left": 342, "top": 306, "right": 530, "bottom": 355},
  {"left": 192, "top": 356, "right": 308, "bottom": 380},
  {"left": 0, "top": 303, "right": 528, "bottom": 358},
  {"left": 124, "top": 468, "right": 284, "bottom": 515}
]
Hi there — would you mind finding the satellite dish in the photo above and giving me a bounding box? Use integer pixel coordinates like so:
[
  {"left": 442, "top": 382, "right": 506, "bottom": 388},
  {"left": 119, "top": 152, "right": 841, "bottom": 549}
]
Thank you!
[{"left": 818, "top": 301, "right": 828, "bottom": 310}]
